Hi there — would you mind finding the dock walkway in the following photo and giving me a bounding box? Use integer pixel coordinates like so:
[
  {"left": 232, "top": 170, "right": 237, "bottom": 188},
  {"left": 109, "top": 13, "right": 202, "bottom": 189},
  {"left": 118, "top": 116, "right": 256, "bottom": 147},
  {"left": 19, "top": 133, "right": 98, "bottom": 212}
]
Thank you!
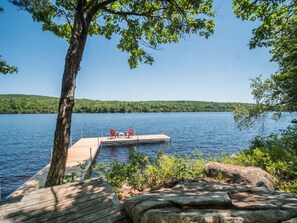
[
  {"left": 9, "top": 134, "right": 170, "bottom": 197},
  {"left": 10, "top": 138, "right": 100, "bottom": 197},
  {"left": 0, "top": 178, "right": 131, "bottom": 223}
]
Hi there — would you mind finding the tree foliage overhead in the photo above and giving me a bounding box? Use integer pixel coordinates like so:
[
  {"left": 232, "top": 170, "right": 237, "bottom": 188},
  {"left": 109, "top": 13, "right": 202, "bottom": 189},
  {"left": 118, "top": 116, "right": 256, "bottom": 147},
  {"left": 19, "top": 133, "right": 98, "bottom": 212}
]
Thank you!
[
  {"left": 0, "top": 56, "right": 18, "bottom": 75},
  {"left": 13, "top": 0, "right": 215, "bottom": 68},
  {"left": 0, "top": 7, "right": 18, "bottom": 75},
  {"left": 232, "top": 0, "right": 297, "bottom": 127}
]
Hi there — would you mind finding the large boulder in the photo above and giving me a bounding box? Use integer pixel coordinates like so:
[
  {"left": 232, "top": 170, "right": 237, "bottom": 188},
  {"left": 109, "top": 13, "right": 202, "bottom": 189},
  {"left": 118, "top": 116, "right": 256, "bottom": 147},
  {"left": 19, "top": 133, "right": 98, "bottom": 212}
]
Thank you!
[
  {"left": 124, "top": 181, "right": 297, "bottom": 223},
  {"left": 204, "top": 162, "right": 276, "bottom": 188}
]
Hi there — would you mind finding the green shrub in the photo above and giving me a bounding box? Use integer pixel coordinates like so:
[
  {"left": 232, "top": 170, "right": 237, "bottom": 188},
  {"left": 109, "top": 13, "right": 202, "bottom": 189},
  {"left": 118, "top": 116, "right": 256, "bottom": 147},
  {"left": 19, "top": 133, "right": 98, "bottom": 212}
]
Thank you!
[
  {"left": 221, "top": 126, "right": 297, "bottom": 193},
  {"left": 279, "top": 179, "right": 297, "bottom": 194},
  {"left": 94, "top": 149, "right": 206, "bottom": 191},
  {"left": 62, "top": 172, "right": 79, "bottom": 184}
]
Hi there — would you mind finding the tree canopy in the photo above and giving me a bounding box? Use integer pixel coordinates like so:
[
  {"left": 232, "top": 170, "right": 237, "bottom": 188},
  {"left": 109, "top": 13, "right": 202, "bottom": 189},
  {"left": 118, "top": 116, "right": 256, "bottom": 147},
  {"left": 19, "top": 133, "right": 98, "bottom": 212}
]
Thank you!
[
  {"left": 232, "top": 0, "right": 297, "bottom": 127},
  {"left": 0, "top": 7, "right": 18, "bottom": 75},
  {"left": 0, "top": 56, "right": 18, "bottom": 75},
  {"left": 13, "top": 0, "right": 215, "bottom": 68}
]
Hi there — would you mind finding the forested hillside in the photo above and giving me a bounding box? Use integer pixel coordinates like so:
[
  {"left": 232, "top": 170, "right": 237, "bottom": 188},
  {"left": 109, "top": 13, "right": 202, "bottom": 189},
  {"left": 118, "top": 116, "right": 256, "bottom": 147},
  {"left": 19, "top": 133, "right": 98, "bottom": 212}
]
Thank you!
[{"left": 0, "top": 94, "right": 251, "bottom": 114}]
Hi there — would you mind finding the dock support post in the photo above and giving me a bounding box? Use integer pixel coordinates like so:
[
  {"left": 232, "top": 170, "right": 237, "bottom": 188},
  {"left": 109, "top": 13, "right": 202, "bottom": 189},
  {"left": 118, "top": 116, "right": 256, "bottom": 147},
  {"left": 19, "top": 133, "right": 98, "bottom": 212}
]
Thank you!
[{"left": 50, "top": 149, "right": 53, "bottom": 161}]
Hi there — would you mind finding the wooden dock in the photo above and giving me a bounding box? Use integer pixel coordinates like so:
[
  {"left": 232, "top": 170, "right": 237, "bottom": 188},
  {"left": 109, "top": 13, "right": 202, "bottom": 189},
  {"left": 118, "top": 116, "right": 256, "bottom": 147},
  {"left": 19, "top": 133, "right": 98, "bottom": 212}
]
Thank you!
[
  {"left": 101, "top": 134, "right": 171, "bottom": 146},
  {"left": 9, "top": 138, "right": 101, "bottom": 198},
  {"left": 0, "top": 178, "right": 131, "bottom": 223},
  {"left": 9, "top": 134, "right": 170, "bottom": 198}
]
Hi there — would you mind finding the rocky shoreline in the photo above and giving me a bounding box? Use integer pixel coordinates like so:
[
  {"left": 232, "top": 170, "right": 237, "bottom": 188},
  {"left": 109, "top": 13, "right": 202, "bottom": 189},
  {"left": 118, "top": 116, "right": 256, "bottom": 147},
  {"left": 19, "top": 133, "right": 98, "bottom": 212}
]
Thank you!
[{"left": 122, "top": 162, "right": 297, "bottom": 223}]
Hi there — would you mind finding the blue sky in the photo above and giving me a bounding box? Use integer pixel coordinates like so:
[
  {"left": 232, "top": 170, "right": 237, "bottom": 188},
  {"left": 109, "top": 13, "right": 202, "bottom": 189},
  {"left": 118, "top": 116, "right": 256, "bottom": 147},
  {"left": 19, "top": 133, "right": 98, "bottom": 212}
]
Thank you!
[{"left": 0, "top": 1, "right": 277, "bottom": 102}]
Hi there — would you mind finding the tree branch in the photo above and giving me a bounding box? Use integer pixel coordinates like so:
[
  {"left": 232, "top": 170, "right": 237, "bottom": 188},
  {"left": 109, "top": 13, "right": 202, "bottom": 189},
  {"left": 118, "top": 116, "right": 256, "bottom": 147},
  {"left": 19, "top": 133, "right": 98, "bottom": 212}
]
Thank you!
[
  {"left": 64, "top": 0, "right": 77, "bottom": 10},
  {"left": 84, "top": 0, "right": 98, "bottom": 12},
  {"left": 86, "top": 0, "right": 117, "bottom": 24},
  {"left": 165, "top": 0, "right": 189, "bottom": 25},
  {"left": 77, "top": 0, "right": 87, "bottom": 32},
  {"left": 62, "top": 0, "right": 86, "bottom": 33},
  {"left": 101, "top": 6, "right": 168, "bottom": 18}
]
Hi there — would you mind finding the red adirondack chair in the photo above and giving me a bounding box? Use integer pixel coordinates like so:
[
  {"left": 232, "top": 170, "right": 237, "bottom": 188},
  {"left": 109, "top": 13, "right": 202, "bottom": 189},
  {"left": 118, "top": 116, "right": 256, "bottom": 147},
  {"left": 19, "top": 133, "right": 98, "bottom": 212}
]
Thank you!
[
  {"left": 125, "top": 128, "right": 134, "bottom": 138},
  {"left": 109, "top": 129, "right": 118, "bottom": 138}
]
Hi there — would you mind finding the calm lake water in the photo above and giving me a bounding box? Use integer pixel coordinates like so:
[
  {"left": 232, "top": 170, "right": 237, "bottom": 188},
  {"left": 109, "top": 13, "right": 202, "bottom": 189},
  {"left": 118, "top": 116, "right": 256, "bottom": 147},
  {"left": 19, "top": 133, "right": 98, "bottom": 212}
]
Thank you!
[{"left": 0, "top": 112, "right": 294, "bottom": 198}]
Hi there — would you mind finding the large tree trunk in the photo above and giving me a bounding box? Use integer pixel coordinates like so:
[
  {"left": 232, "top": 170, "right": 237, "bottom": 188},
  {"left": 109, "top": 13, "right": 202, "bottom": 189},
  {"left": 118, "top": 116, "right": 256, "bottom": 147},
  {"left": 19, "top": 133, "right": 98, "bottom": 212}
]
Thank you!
[{"left": 45, "top": 31, "right": 88, "bottom": 187}]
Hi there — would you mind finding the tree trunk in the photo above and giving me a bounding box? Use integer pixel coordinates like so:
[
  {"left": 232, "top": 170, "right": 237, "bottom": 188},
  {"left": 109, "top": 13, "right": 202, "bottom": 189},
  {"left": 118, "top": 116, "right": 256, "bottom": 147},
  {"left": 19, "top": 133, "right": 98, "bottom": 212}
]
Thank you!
[{"left": 45, "top": 31, "right": 88, "bottom": 187}]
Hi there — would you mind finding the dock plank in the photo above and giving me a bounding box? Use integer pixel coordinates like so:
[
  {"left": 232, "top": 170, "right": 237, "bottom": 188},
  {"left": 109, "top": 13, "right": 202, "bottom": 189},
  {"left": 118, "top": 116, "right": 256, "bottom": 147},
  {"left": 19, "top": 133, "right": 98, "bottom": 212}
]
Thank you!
[
  {"left": 0, "top": 179, "right": 131, "bottom": 223},
  {"left": 6, "top": 195, "right": 110, "bottom": 223},
  {"left": 0, "top": 189, "right": 109, "bottom": 220},
  {"left": 68, "top": 204, "right": 127, "bottom": 223},
  {"left": 23, "top": 196, "right": 111, "bottom": 223},
  {"left": 2, "top": 181, "right": 106, "bottom": 213},
  {"left": 44, "top": 201, "right": 115, "bottom": 223}
]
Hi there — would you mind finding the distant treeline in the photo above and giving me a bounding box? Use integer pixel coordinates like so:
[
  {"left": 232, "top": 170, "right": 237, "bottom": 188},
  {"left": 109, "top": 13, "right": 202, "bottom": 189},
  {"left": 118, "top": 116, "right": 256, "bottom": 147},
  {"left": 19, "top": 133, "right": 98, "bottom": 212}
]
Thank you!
[{"left": 0, "top": 94, "right": 252, "bottom": 114}]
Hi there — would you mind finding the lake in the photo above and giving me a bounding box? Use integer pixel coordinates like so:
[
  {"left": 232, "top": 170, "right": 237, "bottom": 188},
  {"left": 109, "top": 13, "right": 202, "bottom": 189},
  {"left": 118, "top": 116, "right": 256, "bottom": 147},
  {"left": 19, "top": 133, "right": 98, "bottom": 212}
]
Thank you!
[{"left": 0, "top": 112, "right": 293, "bottom": 198}]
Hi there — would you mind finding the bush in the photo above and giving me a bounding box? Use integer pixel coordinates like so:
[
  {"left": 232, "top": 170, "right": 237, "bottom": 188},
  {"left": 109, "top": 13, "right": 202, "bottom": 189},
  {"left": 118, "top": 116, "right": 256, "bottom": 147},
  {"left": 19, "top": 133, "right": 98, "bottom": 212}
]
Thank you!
[
  {"left": 221, "top": 126, "right": 297, "bottom": 193},
  {"left": 94, "top": 150, "right": 206, "bottom": 191},
  {"left": 279, "top": 179, "right": 297, "bottom": 194}
]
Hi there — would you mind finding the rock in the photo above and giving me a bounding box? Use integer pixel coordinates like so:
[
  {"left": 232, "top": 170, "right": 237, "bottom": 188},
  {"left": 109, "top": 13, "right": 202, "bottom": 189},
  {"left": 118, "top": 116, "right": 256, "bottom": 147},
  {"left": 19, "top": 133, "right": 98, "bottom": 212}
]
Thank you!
[
  {"left": 230, "top": 153, "right": 238, "bottom": 159},
  {"left": 204, "top": 162, "right": 276, "bottom": 188},
  {"left": 282, "top": 217, "right": 297, "bottom": 223},
  {"left": 124, "top": 181, "right": 297, "bottom": 223}
]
